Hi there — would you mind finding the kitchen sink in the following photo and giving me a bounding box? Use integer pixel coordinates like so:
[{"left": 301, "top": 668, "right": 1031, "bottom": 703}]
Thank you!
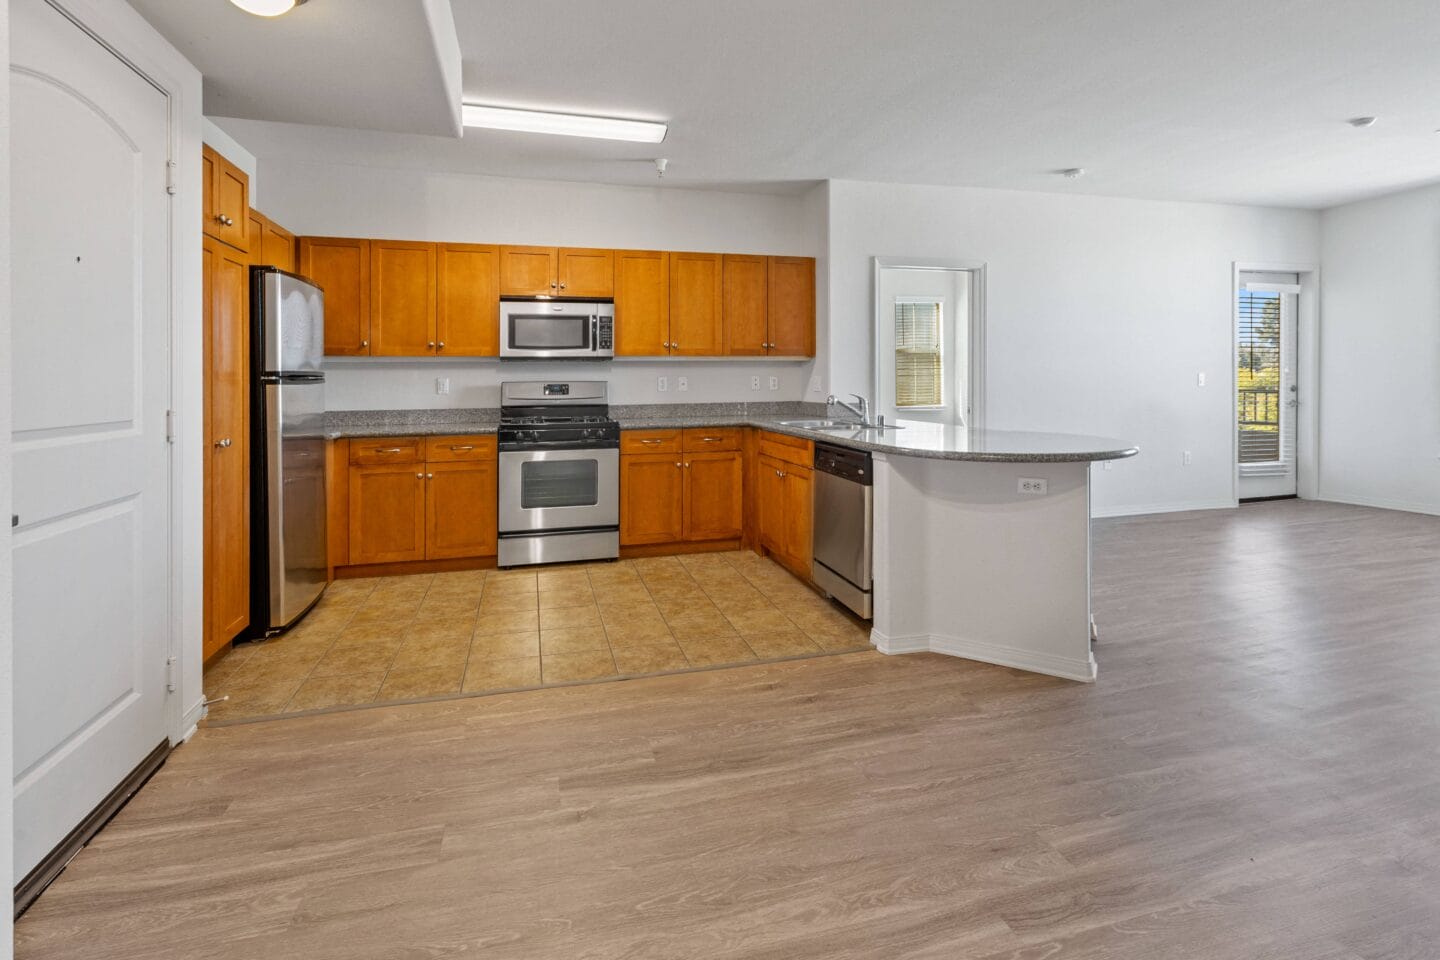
[{"left": 776, "top": 418, "right": 904, "bottom": 431}]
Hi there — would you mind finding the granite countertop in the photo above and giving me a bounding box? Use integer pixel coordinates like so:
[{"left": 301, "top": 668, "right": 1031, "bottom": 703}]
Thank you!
[{"left": 326, "top": 404, "right": 1138, "bottom": 463}]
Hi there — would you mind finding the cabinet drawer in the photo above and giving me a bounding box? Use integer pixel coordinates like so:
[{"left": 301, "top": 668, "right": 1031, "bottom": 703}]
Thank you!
[
  {"left": 759, "top": 431, "right": 813, "bottom": 467},
  {"left": 424, "top": 434, "right": 497, "bottom": 462},
  {"left": 682, "top": 427, "right": 741, "bottom": 452},
  {"left": 349, "top": 438, "right": 423, "bottom": 465},
  {"left": 621, "top": 430, "right": 682, "bottom": 455}
]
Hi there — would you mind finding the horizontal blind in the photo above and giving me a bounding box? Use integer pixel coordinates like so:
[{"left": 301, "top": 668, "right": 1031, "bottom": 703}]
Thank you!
[{"left": 895, "top": 300, "right": 942, "bottom": 407}]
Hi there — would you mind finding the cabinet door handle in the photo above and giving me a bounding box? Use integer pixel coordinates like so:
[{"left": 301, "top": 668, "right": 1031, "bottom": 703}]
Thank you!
[
  {"left": 675, "top": 462, "right": 682, "bottom": 468},
  {"left": 683, "top": 462, "right": 691, "bottom": 468},
  {"left": 214, "top": 437, "right": 232, "bottom": 448},
  {"left": 360, "top": 339, "right": 369, "bottom": 348},
  {"left": 449, "top": 445, "right": 474, "bottom": 452},
  {"left": 639, "top": 438, "right": 663, "bottom": 445},
  {"left": 559, "top": 282, "right": 567, "bottom": 290},
  {"left": 217, "top": 215, "right": 233, "bottom": 226},
  {"left": 697, "top": 436, "right": 721, "bottom": 443},
  {"left": 375, "top": 447, "right": 403, "bottom": 454},
  {"left": 437, "top": 341, "right": 445, "bottom": 349},
  {"left": 550, "top": 281, "right": 557, "bottom": 289},
  {"left": 427, "top": 341, "right": 436, "bottom": 348},
  {"left": 416, "top": 472, "right": 424, "bottom": 479},
  {"left": 426, "top": 473, "right": 434, "bottom": 479}
]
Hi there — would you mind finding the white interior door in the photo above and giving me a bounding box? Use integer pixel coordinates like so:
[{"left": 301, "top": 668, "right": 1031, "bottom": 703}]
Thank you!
[
  {"left": 876, "top": 266, "right": 973, "bottom": 425},
  {"left": 10, "top": 0, "right": 173, "bottom": 880},
  {"left": 1237, "top": 273, "right": 1299, "bottom": 499}
]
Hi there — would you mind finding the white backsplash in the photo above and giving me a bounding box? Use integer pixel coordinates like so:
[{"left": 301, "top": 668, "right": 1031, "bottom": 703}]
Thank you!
[{"left": 322, "top": 358, "right": 821, "bottom": 410}]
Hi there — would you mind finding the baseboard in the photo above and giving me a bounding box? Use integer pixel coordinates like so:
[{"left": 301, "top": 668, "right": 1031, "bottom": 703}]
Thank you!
[
  {"left": 620, "top": 539, "right": 741, "bottom": 559},
  {"left": 871, "top": 630, "right": 1096, "bottom": 683},
  {"left": 1091, "top": 498, "right": 1236, "bottom": 519},
  {"left": 335, "top": 555, "right": 499, "bottom": 579},
  {"left": 1315, "top": 493, "right": 1440, "bottom": 518},
  {"left": 180, "top": 696, "right": 207, "bottom": 740},
  {"left": 14, "top": 739, "right": 171, "bottom": 918}
]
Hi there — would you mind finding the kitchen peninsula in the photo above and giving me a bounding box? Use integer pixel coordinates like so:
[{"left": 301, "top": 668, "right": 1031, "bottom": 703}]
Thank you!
[{"left": 326, "top": 403, "right": 1136, "bottom": 682}]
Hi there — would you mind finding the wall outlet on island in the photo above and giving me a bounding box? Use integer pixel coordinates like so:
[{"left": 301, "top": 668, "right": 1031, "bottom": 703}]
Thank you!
[
  {"left": 657, "top": 376, "right": 669, "bottom": 392},
  {"left": 750, "top": 376, "right": 761, "bottom": 391},
  {"left": 1018, "top": 478, "right": 1048, "bottom": 495},
  {"left": 768, "top": 376, "right": 779, "bottom": 391},
  {"left": 676, "top": 376, "right": 688, "bottom": 392}
]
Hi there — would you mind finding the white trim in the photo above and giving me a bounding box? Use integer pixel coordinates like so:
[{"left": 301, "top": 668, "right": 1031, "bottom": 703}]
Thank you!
[
  {"left": 871, "top": 630, "right": 1098, "bottom": 683},
  {"left": 872, "top": 257, "right": 987, "bottom": 430},
  {"left": 1316, "top": 493, "right": 1440, "bottom": 518},
  {"left": 1091, "top": 498, "right": 1237, "bottom": 519}
]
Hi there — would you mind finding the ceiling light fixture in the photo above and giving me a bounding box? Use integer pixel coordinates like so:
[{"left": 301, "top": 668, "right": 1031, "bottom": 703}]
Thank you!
[
  {"left": 228, "top": 0, "right": 307, "bottom": 15},
  {"left": 461, "top": 105, "right": 668, "bottom": 143},
  {"left": 1347, "top": 116, "right": 1378, "bottom": 128}
]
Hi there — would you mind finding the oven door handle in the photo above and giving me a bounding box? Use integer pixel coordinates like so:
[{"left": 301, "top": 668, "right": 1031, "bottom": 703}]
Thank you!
[{"left": 591, "top": 315, "right": 599, "bottom": 352}]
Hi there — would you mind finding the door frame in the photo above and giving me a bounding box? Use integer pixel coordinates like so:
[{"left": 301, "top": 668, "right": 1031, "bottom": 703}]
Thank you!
[
  {"left": 1231, "top": 261, "right": 1320, "bottom": 505},
  {"left": 28, "top": 0, "right": 205, "bottom": 742},
  {"left": 872, "top": 257, "right": 988, "bottom": 430}
]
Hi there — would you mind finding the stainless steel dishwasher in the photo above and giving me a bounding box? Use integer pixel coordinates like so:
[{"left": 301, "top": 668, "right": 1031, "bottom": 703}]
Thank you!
[{"left": 811, "top": 442, "right": 873, "bottom": 619}]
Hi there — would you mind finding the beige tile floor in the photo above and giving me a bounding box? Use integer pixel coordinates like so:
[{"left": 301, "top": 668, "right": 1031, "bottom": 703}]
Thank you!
[{"left": 203, "top": 551, "right": 872, "bottom": 723}]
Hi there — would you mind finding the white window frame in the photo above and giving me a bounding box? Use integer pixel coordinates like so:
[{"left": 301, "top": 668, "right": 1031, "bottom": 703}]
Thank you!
[{"left": 892, "top": 296, "right": 947, "bottom": 410}]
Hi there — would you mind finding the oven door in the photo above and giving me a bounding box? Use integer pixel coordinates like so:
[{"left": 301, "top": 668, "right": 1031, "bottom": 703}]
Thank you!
[
  {"left": 501, "top": 303, "right": 607, "bottom": 359},
  {"left": 498, "top": 448, "right": 619, "bottom": 534}
]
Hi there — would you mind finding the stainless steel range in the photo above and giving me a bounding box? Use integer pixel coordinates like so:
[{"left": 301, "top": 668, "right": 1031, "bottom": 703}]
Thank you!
[{"left": 496, "top": 380, "right": 621, "bottom": 567}]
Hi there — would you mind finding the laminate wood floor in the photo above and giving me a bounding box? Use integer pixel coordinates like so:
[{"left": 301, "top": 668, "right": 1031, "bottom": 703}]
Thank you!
[{"left": 16, "top": 501, "right": 1440, "bottom": 959}]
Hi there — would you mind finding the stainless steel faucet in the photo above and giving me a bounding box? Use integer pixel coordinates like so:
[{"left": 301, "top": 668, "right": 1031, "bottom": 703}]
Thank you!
[{"left": 827, "top": 393, "right": 870, "bottom": 425}]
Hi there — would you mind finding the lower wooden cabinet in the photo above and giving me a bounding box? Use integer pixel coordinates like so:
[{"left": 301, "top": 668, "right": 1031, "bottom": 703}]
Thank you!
[
  {"left": 339, "top": 435, "right": 498, "bottom": 568},
  {"left": 755, "top": 432, "right": 814, "bottom": 578},
  {"left": 348, "top": 462, "right": 428, "bottom": 565},
  {"left": 621, "top": 428, "right": 744, "bottom": 547},
  {"left": 203, "top": 235, "right": 251, "bottom": 659}
]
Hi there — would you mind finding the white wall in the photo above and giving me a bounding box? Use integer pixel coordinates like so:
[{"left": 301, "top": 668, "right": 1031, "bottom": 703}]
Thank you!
[
  {"left": 1317, "top": 185, "right": 1440, "bottom": 515},
  {"left": 823, "top": 180, "right": 1321, "bottom": 517},
  {"left": 1, "top": 0, "right": 15, "bottom": 948},
  {"left": 247, "top": 155, "right": 828, "bottom": 409}
]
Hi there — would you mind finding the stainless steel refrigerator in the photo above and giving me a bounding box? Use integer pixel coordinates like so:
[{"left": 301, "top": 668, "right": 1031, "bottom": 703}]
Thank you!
[{"left": 249, "top": 267, "right": 328, "bottom": 637}]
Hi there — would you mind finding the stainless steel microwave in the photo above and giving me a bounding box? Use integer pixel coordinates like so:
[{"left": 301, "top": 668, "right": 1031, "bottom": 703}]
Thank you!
[{"left": 500, "top": 300, "right": 614, "bottom": 359}]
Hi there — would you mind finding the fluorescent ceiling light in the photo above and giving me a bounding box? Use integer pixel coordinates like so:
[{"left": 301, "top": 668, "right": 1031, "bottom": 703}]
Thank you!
[
  {"left": 228, "top": 0, "right": 307, "bottom": 15},
  {"left": 462, "top": 105, "right": 667, "bottom": 143}
]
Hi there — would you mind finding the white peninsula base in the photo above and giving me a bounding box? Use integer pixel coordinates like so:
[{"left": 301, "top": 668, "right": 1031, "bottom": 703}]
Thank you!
[{"left": 869, "top": 455, "right": 1097, "bottom": 682}]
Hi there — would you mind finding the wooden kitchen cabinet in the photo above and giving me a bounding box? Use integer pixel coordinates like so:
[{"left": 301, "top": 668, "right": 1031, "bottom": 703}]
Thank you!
[
  {"left": 425, "top": 460, "right": 498, "bottom": 559},
  {"left": 202, "top": 144, "right": 250, "bottom": 252},
  {"left": 668, "top": 252, "right": 724, "bottom": 355},
  {"left": 683, "top": 451, "right": 744, "bottom": 542},
  {"left": 614, "top": 249, "right": 669, "bottom": 356},
  {"left": 722, "top": 254, "right": 769, "bottom": 356},
  {"left": 369, "top": 240, "right": 437, "bottom": 356},
  {"left": 262, "top": 216, "right": 297, "bottom": 273},
  {"left": 755, "top": 431, "right": 814, "bottom": 578},
  {"left": 202, "top": 235, "right": 251, "bottom": 658},
  {"left": 299, "top": 236, "right": 371, "bottom": 355},
  {"left": 558, "top": 247, "right": 614, "bottom": 297},
  {"left": 767, "top": 256, "right": 817, "bottom": 356},
  {"left": 620, "top": 453, "right": 685, "bottom": 545},
  {"left": 348, "top": 461, "right": 427, "bottom": 564},
  {"left": 436, "top": 243, "right": 500, "bottom": 356},
  {"left": 499, "top": 245, "right": 559, "bottom": 296}
]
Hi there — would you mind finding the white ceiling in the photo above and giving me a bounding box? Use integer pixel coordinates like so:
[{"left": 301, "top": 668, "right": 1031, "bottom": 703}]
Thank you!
[
  {"left": 129, "top": 0, "right": 462, "bottom": 136},
  {"left": 164, "top": 0, "right": 1440, "bottom": 208}
]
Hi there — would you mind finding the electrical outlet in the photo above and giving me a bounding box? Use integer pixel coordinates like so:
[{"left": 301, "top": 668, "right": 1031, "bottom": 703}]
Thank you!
[
  {"left": 808, "top": 375, "right": 822, "bottom": 394},
  {"left": 1197, "top": 372, "right": 1207, "bottom": 387},
  {"left": 435, "top": 377, "right": 450, "bottom": 396},
  {"left": 1018, "top": 478, "right": 1048, "bottom": 495},
  {"left": 750, "top": 376, "right": 761, "bottom": 391},
  {"left": 768, "top": 376, "right": 779, "bottom": 391},
  {"left": 1183, "top": 450, "right": 1193, "bottom": 465},
  {"left": 657, "top": 376, "right": 669, "bottom": 393},
  {"left": 1102, "top": 460, "right": 1113, "bottom": 471},
  {"left": 676, "top": 376, "right": 688, "bottom": 392}
]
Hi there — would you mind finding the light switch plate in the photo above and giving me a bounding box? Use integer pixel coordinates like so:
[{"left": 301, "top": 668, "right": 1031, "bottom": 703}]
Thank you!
[
  {"left": 768, "top": 376, "right": 779, "bottom": 391},
  {"left": 435, "top": 377, "right": 450, "bottom": 396},
  {"left": 1197, "top": 372, "right": 1207, "bottom": 387},
  {"left": 657, "top": 376, "right": 669, "bottom": 392},
  {"left": 808, "top": 375, "right": 822, "bottom": 394}
]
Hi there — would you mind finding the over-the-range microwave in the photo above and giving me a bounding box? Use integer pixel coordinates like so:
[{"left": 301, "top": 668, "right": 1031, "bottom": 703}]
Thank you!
[{"left": 500, "top": 299, "right": 614, "bottom": 360}]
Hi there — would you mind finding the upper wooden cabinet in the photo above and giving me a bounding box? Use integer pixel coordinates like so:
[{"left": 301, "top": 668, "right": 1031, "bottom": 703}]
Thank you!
[
  {"left": 202, "top": 144, "right": 249, "bottom": 252},
  {"left": 722, "top": 254, "right": 769, "bottom": 356},
  {"left": 500, "top": 246, "right": 614, "bottom": 297},
  {"left": 499, "top": 245, "right": 559, "bottom": 296},
  {"left": 767, "top": 256, "right": 816, "bottom": 356},
  {"left": 262, "top": 217, "right": 296, "bottom": 273},
  {"left": 436, "top": 243, "right": 500, "bottom": 357},
  {"left": 299, "top": 237, "right": 371, "bottom": 355},
  {"left": 668, "top": 252, "right": 724, "bottom": 356},
  {"left": 370, "top": 240, "right": 437, "bottom": 356},
  {"left": 614, "top": 250, "right": 669, "bottom": 356}
]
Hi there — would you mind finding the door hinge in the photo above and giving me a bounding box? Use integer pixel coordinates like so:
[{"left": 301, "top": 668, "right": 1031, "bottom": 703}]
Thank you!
[
  {"left": 166, "top": 656, "right": 177, "bottom": 693},
  {"left": 165, "top": 409, "right": 177, "bottom": 444},
  {"left": 165, "top": 160, "right": 177, "bottom": 196}
]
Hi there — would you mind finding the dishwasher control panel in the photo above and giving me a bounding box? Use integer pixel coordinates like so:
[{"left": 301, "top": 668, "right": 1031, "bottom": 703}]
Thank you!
[{"left": 814, "top": 443, "right": 873, "bottom": 485}]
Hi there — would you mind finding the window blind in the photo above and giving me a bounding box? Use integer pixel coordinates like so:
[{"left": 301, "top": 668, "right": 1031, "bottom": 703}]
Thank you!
[{"left": 895, "top": 300, "right": 942, "bottom": 407}]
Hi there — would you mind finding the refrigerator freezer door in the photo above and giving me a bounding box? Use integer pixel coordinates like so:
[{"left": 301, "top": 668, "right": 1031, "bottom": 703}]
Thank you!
[
  {"left": 264, "top": 379, "right": 328, "bottom": 630},
  {"left": 260, "top": 269, "right": 324, "bottom": 375}
]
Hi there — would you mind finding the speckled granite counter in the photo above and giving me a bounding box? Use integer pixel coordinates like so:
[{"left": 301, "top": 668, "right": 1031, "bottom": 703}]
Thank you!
[{"left": 327, "top": 403, "right": 1137, "bottom": 463}]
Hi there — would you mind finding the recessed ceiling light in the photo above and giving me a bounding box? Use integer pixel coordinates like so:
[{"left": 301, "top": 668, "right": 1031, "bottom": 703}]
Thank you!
[
  {"left": 227, "top": 0, "right": 307, "bottom": 15},
  {"left": 1347, "top": 116, "right": 1378, "bottom": 128},
  {"left": 462, "top": 105, "right": 668, "bottom": 144}
]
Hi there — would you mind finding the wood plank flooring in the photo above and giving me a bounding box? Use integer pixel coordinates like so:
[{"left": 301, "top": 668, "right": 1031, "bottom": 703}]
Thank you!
[{"left": 16, "top": 500, "right": 1440, "bottom": 959}]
